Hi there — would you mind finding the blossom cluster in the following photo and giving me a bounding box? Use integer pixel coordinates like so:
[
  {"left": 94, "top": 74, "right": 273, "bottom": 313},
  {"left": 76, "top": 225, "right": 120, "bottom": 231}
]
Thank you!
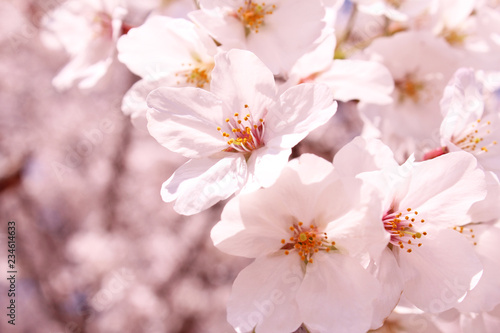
[{"left": 41, "top": 0, "right": 500, "bottom": 332}]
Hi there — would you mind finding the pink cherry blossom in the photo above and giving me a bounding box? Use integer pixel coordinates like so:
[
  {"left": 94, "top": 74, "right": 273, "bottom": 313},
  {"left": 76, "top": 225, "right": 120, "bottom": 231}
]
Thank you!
[
  {"left": 334, "top": 137, "right": 487, "bottom": 313},
  {"left": 41, "top": 0, "right": 128, "bottom": 90},
  {"left": 211, "top": 154, "right": 388, "bottom": 333},
  {"left": 188, "top": 0, "right": 327, "bottom": 76},
  {"left": 146, "top": 49, "right": 337, "bottom": 215},
  {"left": 117, "top": 15, "right": 218, "bottom": 129}
]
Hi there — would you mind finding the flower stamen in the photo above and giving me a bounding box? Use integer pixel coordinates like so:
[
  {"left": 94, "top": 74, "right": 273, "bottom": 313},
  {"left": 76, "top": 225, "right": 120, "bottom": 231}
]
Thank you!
[
  {"left": 175, "top": 61, "right": 214, "bottom": 88},
  {"left": 281, "top": 222, "right": 335, "bottom": 263},
  {"left": 452, "top": 119, "right": 497, "bottom": 154},
  {"left": 395, "top": 72, "right": 426, "bottom": 103},
  {"left": 235, "top": 1, "right": 276, "bottom": 35},
  {"left": 383, "top": 207, "right": 427, "bottom": 253},
  {"left": 453, "top": 225, "right": 478, "bottom": 246},
  {"left": 217, "top": 104, "right": 265, "bottom": 154}
]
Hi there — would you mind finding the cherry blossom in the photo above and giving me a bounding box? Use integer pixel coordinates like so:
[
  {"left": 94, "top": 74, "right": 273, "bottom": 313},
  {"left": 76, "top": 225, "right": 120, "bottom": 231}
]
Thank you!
[
  {"left": 435, "top": 68, "right": 500, "bottom": 176},
  {"left": 282, "top": 32, "right": 395, "bottom": 105},
  {"left": 31, "top": 0, "right": 500, "bottom": 330},
  {"left": 146, "top": 49, "right": 337, "bottom": 215},
  {"left": 117, "top": 15, "right": 218, "bottom": 129},
  {"left": 211, "top": 154, "right": 389, "bottom": 333},
  {"left": 188, "top": 0, "right": 327, "bottom": 76},
  {"left": 41, "top": 0, "right": 128, "bottom": 90},
  {"left": 358, "top": 31, "right": 464, "bottom": 160},
  {"left": 334, "top": 137, "right": 487, "bottom": 313},
  {"left": 424, "top": 68, "right": 500, "bottom": 222}
]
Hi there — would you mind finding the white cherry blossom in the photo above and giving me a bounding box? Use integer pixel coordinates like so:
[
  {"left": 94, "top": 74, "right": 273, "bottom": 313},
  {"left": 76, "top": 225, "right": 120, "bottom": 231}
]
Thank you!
[
  {"left": 41, "top": 0, "right": 128, "bottom": 90},
  {"left": 282, "top": 31, "right": 395, "bottom": 105},
  {"left": 211, "top": 154, "right": 388, "bottom": 333},
  {"left": 358, "top": 31, "right": 464, "bottom": 160},
  {"left": 117, "top": 15, "right": 218, "bottom": 129},
  {"left": 437, "top": 68, "right": 500, "bottom": 176},
  {"left": 188, "top": 0, "right": 327, "bottom": 76},
  {"left": 334, "top": 137, "right": 487, "bottom": 313},
  {"left": 424, "top": 68, "right": 500, "bottom": 222},
  {"left": 146, "top": 49, "right": 337, "bottom": 215}
]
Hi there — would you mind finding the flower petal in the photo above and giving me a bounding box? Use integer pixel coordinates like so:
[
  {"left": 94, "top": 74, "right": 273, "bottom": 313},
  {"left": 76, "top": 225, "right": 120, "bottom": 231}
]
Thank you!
[
  {"left": 188, "top": 6, "right": 246, "bottom": 49},
  {"left": 266, "top": 83, "right": 337, "bottom": 148},
  {"left": 286, "top": 153, "right": 334, "bottom": 185},
  {"left": 162, "top": 154, "right": 246, "bottom": 215},
  {"left": 243, "top": 146, "right": 292, "bottom": 192},
  {"left": 398, "top": 152, "right": 487, "bottom": 228},
  {"left": 210, "top": 49, "right": 277, "bottom": 119},
  {"left": 211, "top": 193, "right": 291, "bottom": 258},
  {"left": 468, "top": 171, "right": 500, "bottom": 222},
  {"left": 147, "top": 87, "right": 226, "bottom": 158},
  {"left": 212, "top": 154, "right": 338, "bottom": 258},
  {"left": 456, "top": 224, "right": 500, "bottom": 313},
  {"left": 53, "top": 37, "right": 114, "bottom": 90},
  {"left": 440, "top": 68, "right": 484, "bottom": 141},
  {"left": 333, "top": 136, "right": 399, "bottom": 176},
  {"left": 397, "top": 228, "right": 483, "bottom": 313},
  {"left": 122, "top": 75, "right": 179, "bottom": 131},
  {"left": 322, "top": 185, "right": 389, "bottom": 266},
  {"left": 369, "top": 247, "right": 404, "bottom": 329},
  {"left": 317, "top": 59, "right": 394, "bottom": 104},
  {"left": 117, "top": 16, "right": 216, "bottom": 78},
  {"left": 227, "top": 255, "right": 303, "bottom": 333},
  {"left": 298, "top": 252, "right": 380, "bottom": 333}
]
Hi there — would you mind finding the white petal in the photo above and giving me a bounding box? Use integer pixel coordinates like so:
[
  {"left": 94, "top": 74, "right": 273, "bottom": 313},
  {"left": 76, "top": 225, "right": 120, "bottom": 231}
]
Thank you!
[
  {"left": 53, "top": 37, "right": 113, "bottom": 90},
  {"left": 398, "top": 152, "right": 487, "bottom": 228},
  {"left": 117, "top": 16, "right": 215, "bottom": 78},
  {"left": 211, "top": 193, "right": 291, "bottom": 258},
  {"left": 298, "top": 252, "right": 380, "bottom": 333},
  {"left": 438, "top": 0, "right": 475, "bottom": 29},
  {"left": 246, "top": 0, "right": 326, "bottom": 75},
  {"left": 333, "top": 136, "right": 399, "bottom": 176},
  {"left": 369, "top": 247, "right": 404, "bottom": 329},
  {"left": 188, "top": 7, "right": 246, "bottom": 49},
  {"left": 147, "top": 87, "right": 226, "bottom": 158},
  {"left": 440, "top": 68, "right": 484, "bottom": 141},
  {"left": 244, "top": 146, "right": 291, "bottom": 192},
  {"left": 468, "top": 171, "right": 500, "bottom": 222},
  {"left": 456, "top": 224, "right": 500, "bottom": 313},
  {"left": 286, "top": 153, "right": 334, "bottom": 185},
  {"left": 122, "top": 75, "right": 180, "bottom": 131},
  {"left": 397, "top": 228, "right": 483, "bottom": 313},
  {"left": 317, "top": 59, "right": 394, "bottom": 104},
  {"left": 162, "top": 155, "right": 246, "bottom": 215},
  {"left": 322, "top": 185, "right": 389, "bottom": 265},
  {"left": 227, "top": 255, "right": 303, "bottom": 333},
  {"left": 210, "top": 49, "right": 277, "bottom": 118},
  {"left": 212, "top": 155, "right": 338, "bottom": 257},
  {"left": 289, "top": 31, "right": 336, "bottom": 82},
  {"left": 266, "top": 83, "right": 337, "bottom": 148}
]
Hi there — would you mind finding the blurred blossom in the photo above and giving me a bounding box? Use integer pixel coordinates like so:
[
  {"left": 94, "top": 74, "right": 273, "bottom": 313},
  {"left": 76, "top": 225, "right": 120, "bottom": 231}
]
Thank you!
[{"left": 41, "top": 0, "right": 129, "bottom": 90}]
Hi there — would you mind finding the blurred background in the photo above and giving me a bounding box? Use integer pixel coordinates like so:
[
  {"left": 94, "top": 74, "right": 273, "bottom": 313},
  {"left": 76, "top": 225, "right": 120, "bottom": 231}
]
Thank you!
[
  {"left": 0, "top": 1, "right": 361, "bottom": 332},
  {"left": 0, "top": 1, "right": 250, "bottom": 332}
]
